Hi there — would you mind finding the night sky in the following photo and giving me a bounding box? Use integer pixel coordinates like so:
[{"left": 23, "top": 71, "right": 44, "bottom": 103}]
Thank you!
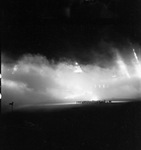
[
  {"left": 1, "top": 0, "right": 141, "bottom": 111},
  {"left": 1, "top": 2, "right": 141, "bottom": 149},
  {"left": 2, "top": 0, "right": 141, "bottom": 63}
]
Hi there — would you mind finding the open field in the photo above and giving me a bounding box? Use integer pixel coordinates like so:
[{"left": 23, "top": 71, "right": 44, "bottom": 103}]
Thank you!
[{"left": 0, "top": 100, "right": 141, "bottom": 150}]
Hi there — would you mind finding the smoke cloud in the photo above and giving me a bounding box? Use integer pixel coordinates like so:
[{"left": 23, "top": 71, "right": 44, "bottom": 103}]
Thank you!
[{"left": 1, "top": 47, "right": 141, "bottom": 111}]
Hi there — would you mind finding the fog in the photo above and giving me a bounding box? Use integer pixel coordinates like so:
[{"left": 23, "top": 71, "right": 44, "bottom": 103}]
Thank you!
[{"left": 1, "top": 47, "right": 141, "bottom": 111}]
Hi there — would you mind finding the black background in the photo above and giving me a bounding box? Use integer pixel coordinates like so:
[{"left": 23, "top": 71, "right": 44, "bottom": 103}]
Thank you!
[
  {"left": 1, "top": 1, "right": 141, "bottom": 149},
  {"left": 2, "top": 0, "right": 141, "bottom": 63},
  {"left": 1, "top": 102, "right": 141, "bottom": 150}
]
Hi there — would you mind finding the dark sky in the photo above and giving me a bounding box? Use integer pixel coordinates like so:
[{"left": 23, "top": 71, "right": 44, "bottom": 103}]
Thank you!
[
  {"left": 1, "top": 0, "right": 141, "bottom": 110},
  {"left": 2, "top": 0, "right": 141, "bottom": 63}
]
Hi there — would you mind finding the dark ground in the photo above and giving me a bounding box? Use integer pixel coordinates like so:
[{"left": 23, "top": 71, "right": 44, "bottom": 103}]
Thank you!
[{"left": 0, "top": 101, "right": 141, "bottom": 150}]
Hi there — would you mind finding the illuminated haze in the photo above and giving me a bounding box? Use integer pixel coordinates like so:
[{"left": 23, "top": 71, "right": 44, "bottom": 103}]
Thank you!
[{"left": 1, "top": 47, "right": 141, "bottom": 111}]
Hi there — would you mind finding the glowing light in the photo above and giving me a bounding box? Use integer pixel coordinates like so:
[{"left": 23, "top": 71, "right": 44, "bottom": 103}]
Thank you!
[
  {"left": 133, "top": 49, "right": 139, "bottom": 62},
  {"left": 134, "top": 63, "right": 141, "bottom": 78},
  {"left": 64, "top": 93, "right": 81, "bottom": 99},
  {"left": 1, "top": 52, "right": 141, "bottom": 109},
  {"left": 116, "top": 55, "right": 130, "bottom": 78},
  {"left": 12, "top": 65, "right": 18, "bottom": 74},
  {"left": 2, "top": 80, "right": 18, "bottom": 88},
  {"left": 2, "top": 79, "right": 27, "bottom": 91},
  {"left": 74, "top": 62, "right": 83, "bottom": 73},
  {"left": 133, "top": 49, "right": 141, "bottom": 78},
  {"left": 0, "top": 74, "right": 1, "bottom": 79},
  {"left": 0, "top": 93, "right": 2, "bottom": 99},
  {"left": 90, "top": 96, "right": 99, "bottom": 101},
  {"left": 75, "top": 62, "right": 78, "bottom": 65}
]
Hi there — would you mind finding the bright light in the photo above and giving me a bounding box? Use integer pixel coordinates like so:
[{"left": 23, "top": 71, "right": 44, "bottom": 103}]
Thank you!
[
  {"left": 90, "top": 96, "right": 99, "bottom": 101},
  {"left": 134, "top": 62, "right": 141, "bottom": 78},
  {"left": 116, "top": 54, "right": 130, "bottom": 78},
  {"left": 2, "top": 80, "right": 18, "bottom": 88},
  {"left": 2, "top": 79, "right": 27, "bottom": 91},
  {"left": 133, "top": 49, "right": 141, "bottom": 78},
  {"left": 75, "top": 62, "right": 78, "bottom": 65},
  {"left": 1, "top": 52, "right": 141, "bottom": 109},
  {"left": 133, "top": 49, "right": 139, "bottom": 62},
  {"left": 74, "top": 62, "right": 83, "bottom": 73},
  {"left": 0, "top": 74, "right": 1, "bottom": 79}
]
